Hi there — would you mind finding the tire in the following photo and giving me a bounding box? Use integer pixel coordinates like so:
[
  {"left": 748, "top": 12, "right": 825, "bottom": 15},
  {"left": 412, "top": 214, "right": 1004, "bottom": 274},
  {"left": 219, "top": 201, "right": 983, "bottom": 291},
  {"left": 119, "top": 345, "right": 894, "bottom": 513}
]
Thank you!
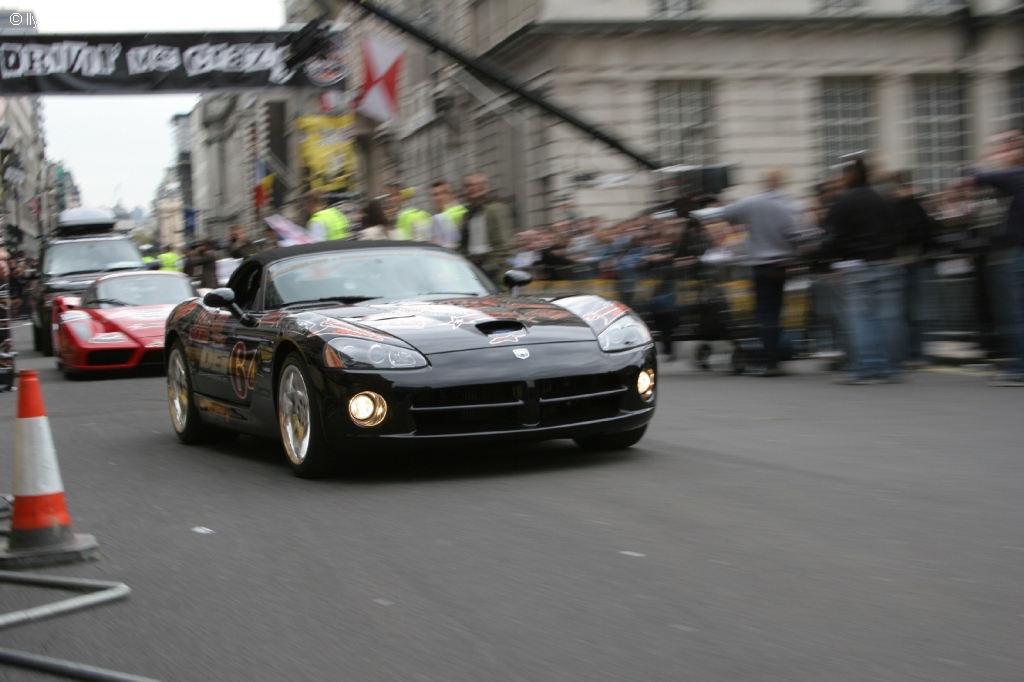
[
  {"left": 57, "top": 360, "right": 79, "bottom": 381},
  {"left": 167, "top": 340, "right": 235, "bottom": 444},
  {"left": 731, "top": 339, "right": 757, "bottom": 375},
  {"left": 38, "top": 322, "right": 53, "bottom": 357},
  {"left": 695, "top": 343, "right": 713, "bottom": 371},
  {"left": 574, "top": 425, "right": 647, "bottom": 452},
  {"left": 277, "top": 354, "right": 335, "bottom": 479}
]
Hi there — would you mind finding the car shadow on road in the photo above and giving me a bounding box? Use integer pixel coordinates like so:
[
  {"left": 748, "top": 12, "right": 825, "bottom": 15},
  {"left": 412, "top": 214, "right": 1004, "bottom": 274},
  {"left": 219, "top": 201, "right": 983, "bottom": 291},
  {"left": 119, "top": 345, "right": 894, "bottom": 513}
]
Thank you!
[
  {"left": 210, "top": 435, "right": 642, "bottom": 485},
  {"left": 61, "top": 366, "right": 167, "bottom": 381}
]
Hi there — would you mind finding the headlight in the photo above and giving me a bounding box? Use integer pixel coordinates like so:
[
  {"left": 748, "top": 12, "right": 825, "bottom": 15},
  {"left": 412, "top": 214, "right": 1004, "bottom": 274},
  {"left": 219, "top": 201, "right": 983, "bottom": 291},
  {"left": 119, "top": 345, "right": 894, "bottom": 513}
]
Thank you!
[
  {"left": 91, "top": 332, "right": 129, "bottom": 343},
  {"left": 325, "top": 337, "right": 428, "bottom": 370},
  {"left": 66, "top": 319, "right": 95, "bottom": 341},
  {"left": 597, "top": 313, "right": 652, "bottom": 352},
  {"left": 63, "top": 315, "right": 129, "bottom": 344},
  {"left": 348, "top": 391, "right": 387, "bottom": 427},
  {"left": 637, "top": 368, "right": 655, "bottom": 401}
]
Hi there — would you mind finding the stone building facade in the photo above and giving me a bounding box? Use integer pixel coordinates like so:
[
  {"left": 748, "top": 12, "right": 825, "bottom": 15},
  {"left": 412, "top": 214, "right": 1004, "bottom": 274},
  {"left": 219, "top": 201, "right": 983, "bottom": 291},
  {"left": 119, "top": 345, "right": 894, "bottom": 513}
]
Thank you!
[
  {"left": 288, "top": 0, "right": 1024, "bottom": 228},
  {"left": 0, "top": 9, "right": 49, "bottom": 253}
]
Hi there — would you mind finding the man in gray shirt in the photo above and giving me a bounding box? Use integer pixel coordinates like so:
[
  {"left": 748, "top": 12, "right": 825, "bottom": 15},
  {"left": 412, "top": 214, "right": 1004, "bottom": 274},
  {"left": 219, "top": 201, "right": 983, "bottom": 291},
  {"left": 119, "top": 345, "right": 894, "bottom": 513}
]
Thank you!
[{"left": 721, "top": 168, "right": 804, "bottom": 376}]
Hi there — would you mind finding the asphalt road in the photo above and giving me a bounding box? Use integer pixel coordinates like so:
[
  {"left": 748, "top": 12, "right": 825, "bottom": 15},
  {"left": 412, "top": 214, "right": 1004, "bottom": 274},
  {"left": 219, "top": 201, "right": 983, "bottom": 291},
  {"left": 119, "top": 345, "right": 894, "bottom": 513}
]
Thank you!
[{"left": 1, "top": 322, "right": 1022, "bottom": 681}]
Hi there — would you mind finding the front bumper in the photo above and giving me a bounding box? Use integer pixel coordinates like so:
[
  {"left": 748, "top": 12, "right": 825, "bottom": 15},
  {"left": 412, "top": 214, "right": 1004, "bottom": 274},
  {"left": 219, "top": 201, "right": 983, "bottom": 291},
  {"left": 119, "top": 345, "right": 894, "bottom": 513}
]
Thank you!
[
  {"left": 316, "top": 341, "right": 657, "bottom": 448},
  {"left": 57, "top": 329, "right": 164, "bottom": 371}
]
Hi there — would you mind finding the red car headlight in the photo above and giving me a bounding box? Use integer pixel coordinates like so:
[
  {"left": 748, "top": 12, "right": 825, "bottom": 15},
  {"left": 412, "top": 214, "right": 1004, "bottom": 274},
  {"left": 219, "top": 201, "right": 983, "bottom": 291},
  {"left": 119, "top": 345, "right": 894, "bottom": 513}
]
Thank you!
[
  {"left": 65, "top": 319, "right": 96, "bottom": 342},
  {"left": 63, "top": 316, "right": 128, "bottom": 344}
]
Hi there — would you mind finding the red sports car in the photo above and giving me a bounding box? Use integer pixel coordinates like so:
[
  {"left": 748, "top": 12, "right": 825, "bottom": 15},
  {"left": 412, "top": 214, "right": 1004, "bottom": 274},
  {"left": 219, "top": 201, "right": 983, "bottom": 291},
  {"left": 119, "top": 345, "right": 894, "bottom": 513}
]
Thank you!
[{"left": 52, "top": 271, "right": 197, "bottom": 377}]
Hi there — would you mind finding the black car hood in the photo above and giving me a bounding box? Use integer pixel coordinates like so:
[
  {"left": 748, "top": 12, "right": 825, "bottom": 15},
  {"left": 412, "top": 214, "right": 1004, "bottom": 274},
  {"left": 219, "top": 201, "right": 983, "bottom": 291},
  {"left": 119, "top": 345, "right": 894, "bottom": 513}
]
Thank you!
[{"left": 293, "top": 295, "right": 630, "bottom": 355}]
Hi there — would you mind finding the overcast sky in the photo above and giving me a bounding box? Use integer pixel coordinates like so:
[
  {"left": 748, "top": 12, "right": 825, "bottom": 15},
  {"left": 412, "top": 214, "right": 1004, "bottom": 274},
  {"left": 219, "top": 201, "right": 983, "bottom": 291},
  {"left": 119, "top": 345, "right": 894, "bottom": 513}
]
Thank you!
[{"left": 14, "top": 0, "right": 288, "bottom": 212}]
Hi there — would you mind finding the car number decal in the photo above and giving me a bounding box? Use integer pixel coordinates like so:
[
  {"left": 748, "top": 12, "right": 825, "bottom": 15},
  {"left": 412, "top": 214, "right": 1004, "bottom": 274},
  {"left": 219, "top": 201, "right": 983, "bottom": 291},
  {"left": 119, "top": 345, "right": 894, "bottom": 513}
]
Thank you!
[{"left": 229, "top": 341, "right": 258, "bottom": 400}]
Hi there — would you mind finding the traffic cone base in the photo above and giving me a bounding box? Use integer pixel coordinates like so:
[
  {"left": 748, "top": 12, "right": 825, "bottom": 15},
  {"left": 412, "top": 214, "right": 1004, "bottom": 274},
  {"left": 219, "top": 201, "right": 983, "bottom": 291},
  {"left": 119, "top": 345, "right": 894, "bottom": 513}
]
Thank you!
[
  {"left": 1, "top": 370, "right": 99, "bottom": 569},
  {"left": 0, "top": 533, "right": 98, "bottom": 569}
]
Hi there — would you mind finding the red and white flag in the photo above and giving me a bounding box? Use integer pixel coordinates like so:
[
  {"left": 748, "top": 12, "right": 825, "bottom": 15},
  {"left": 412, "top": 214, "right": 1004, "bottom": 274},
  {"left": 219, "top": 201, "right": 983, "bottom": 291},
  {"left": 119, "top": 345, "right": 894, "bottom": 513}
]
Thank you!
[{"left": 356, "top": 36, "right": 405, "bottom": 123}]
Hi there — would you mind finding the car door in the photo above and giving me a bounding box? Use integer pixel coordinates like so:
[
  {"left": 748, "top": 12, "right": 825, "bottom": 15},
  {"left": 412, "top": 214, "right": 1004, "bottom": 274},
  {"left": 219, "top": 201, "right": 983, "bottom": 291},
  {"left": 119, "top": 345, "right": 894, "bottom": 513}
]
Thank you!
[
  {"left": 189, "top": 301, "right": 238, "bottom": 401},
  {"left": 196, "top": 263, "right": 275, "bottom": 408}
]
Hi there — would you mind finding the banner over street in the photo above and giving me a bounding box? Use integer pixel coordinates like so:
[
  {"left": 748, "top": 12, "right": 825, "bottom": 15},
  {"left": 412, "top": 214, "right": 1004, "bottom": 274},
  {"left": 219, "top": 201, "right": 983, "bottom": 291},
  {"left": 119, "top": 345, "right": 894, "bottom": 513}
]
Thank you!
[{"left": 0, "top": 31, "right": 348, "bottom": 94}]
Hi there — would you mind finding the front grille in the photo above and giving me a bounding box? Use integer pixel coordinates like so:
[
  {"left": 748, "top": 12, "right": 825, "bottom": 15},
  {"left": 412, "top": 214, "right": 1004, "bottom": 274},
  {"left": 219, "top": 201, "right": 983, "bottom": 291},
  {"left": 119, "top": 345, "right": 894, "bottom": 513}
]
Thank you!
[
  {"left": 409, "top": 373, "right": 629, "bottom": 436},
  {"left": 412, "top": 382, "right": 525, "bottom": 409},
  {"left": 536, "top": 374, "right": 624, "bottom": 400},
  {"left": 413, "top": 407, "right": 524, "bottom": 436},
  {"left": 87, "top": 349, "right": 134, "bottom": 366},
  {"left": 539, "top": 395, "right": 621, "bottom": 427}
]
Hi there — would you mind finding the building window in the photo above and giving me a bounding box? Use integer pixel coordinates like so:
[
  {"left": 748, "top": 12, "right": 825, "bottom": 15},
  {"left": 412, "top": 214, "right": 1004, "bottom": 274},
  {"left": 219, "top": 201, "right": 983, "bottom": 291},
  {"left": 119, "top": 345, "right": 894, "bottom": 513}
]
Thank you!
[
  {"left": 1008, "top": 69, "right": 1024, "bottom": 131},
  {"left": 653, "top": 0, "right": 702, "bottom": 18},
  {"left": 655, "top": 81, "right": 715, "bottom": 166},
  {"left": 819, "top": 0, "right": 864, "bottom": 11},
  {"left": 819, "top": 77, "right": 878, "bottom": 172},
  {"left": 910, "top": 74, "right": 971, "bottom": 193}
]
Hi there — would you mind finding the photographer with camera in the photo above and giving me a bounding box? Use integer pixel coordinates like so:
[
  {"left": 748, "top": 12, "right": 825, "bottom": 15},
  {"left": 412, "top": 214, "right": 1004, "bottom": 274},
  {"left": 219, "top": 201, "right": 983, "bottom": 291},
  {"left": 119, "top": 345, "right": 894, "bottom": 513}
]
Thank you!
[{"left": 226, "top": 224, "right": 258, "bottom": 259}]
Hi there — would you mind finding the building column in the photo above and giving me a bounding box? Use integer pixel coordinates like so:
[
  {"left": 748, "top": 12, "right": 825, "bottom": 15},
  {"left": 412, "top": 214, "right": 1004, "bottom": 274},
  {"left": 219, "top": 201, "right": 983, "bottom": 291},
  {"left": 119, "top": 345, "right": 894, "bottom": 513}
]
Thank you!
[
  {"left": 876, "top": 75, "right": 910, "bottom": 173},
  {"left": 973, "top": 71, "right": 1006, "bottom": 152}
]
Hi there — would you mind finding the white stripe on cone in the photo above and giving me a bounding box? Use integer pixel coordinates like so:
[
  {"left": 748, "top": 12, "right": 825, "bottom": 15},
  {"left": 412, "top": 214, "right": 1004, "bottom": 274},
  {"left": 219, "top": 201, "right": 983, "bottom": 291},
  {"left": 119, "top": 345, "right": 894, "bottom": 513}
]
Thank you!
[{"left": 14, "top": 416, "right": 65, "bottom": 497}]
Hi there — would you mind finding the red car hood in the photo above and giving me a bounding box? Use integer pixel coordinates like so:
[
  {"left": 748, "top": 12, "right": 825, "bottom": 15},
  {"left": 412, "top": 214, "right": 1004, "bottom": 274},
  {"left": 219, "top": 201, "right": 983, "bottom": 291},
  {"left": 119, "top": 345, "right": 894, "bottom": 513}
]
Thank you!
[{"left": 89, "top": 304, "right": 175, "bottom": 346}]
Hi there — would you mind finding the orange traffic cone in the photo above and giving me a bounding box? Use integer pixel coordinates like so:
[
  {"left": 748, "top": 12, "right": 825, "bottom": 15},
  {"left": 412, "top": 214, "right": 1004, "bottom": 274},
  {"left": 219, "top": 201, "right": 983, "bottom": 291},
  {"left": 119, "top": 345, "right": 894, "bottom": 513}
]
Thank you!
[{"left": 0, "top": 370, "right": 98, "bottom": 568}]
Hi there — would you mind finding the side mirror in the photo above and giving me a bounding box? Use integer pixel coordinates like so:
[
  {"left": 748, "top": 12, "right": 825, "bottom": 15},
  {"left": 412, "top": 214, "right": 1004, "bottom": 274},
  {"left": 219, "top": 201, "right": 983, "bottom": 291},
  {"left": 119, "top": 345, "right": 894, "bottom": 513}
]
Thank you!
[
  {"left": 503, "top": 269, "right": 533, "bottom": 297},
  {"left": 145, "top": 260, "right": 160, "bottom": 271},
  {"left": 203, "top": 287, "right": 257, "bottom": 327},
  {"left": 203, "top": 288, "right": 236, "bottom": 308}
]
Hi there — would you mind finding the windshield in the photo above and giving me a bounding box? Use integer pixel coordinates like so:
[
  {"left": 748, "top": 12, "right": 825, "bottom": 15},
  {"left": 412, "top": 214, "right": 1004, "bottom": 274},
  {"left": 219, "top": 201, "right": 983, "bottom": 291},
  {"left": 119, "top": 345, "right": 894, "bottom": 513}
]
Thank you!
[
  {"left": 45, "top": 240, "right": 143, "bottom": 277},
  {"left": 94, "top": 275, "right": 196, "bottom": 307},
  {"left": 264, "top": 248, "right": 498, "bottom": 309}
]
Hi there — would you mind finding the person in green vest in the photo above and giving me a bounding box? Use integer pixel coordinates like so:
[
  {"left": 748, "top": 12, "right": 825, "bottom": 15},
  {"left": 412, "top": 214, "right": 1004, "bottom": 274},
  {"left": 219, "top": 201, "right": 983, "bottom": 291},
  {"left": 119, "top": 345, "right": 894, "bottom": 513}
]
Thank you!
[
  {"left": 387, "top": 182, "right": 432, "bottom": 241},
  {"left": 303, "top": 189, "right": 350, "bottom": 241},
  {"left": 158, "top": 245, "right": 181, "bottom": 272}
]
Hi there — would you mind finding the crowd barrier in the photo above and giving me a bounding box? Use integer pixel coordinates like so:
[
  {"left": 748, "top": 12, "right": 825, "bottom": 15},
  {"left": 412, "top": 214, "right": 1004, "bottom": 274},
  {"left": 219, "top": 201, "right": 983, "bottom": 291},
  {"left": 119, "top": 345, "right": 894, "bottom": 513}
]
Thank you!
[
  {"left": 0, "top": 275, "right": 14, "bottom": 391},
  {"left": 522, "top": 275, "right": 811, "bottom": 331},
  {"left": 522, "top": 259, "right": 986, "bottom": 352}
]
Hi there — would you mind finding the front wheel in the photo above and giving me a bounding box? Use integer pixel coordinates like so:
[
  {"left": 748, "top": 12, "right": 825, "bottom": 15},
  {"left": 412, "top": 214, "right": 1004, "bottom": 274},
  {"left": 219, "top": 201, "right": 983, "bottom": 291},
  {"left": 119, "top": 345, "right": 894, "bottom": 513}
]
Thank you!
[
  {"left": 278, "top": 354, "right": 335, "bottom": 478},
  {"left": 37, "top": 322, "right": 53, "bottom": 356},
  {"left": 695, "top": 343, "right": 713, "bottom": 371},
  {"left": 167, "top": 340, "right": 234, "bottom": 444},
  {"left": 574, "top": 425, "right": 648, "bottom": 452}
]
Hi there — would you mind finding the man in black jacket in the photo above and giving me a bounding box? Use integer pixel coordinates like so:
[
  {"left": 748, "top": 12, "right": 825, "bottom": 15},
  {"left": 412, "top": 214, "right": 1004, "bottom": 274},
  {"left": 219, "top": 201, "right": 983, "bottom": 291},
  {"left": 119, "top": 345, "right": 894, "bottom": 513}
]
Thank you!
[
  {"left": 889, "top": 170, "right": 935, "bottom": 368},
  {"left": 821, "top": 157, "right": 903, "bottom": 384},
  {"left": 966, "top": 130, "right": 1024, "bottom": 386}
]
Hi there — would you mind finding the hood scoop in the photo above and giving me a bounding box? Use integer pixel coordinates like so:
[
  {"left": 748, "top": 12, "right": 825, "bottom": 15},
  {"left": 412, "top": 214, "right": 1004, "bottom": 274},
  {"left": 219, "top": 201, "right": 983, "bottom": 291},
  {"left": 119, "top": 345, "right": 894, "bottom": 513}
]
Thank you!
[{"left": 475, "top": 320, "right": 525, "bottom": 336}]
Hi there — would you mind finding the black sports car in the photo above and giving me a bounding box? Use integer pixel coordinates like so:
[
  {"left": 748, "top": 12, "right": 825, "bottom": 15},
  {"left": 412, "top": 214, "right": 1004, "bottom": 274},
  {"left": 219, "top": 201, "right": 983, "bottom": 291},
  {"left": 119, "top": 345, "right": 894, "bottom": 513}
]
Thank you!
[{"left": 165, "top": 241, "right": 657, "bottom": 477}]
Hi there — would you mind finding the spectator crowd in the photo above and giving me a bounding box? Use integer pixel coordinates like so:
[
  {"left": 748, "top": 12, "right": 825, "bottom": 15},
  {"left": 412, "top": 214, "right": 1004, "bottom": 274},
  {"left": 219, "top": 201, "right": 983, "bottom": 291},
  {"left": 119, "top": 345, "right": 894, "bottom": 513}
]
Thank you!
[
  {"left": 295, "top": 134, "right": 1023, "bottom": 387},
  {"left": 4, "top": 129, "right": 1024, "bottom": 387}
]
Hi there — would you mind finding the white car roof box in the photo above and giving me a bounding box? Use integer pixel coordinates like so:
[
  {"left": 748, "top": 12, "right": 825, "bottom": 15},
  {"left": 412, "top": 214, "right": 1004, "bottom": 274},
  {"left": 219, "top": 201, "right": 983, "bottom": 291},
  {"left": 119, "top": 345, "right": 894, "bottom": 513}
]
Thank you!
[{"left": 56, "top": 207, "right": 118, "bottom": 236}]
